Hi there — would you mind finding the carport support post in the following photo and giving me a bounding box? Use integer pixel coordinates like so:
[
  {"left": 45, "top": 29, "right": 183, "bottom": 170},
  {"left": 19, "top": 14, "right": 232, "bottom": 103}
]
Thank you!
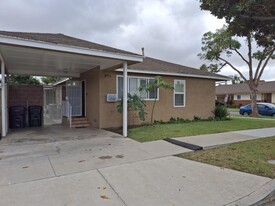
[
  {"left": 1, "top": 59, "right": 7, "bottom": 137},
  {"left": 123, "top": 62, "right": 128, "bottom": 137}
]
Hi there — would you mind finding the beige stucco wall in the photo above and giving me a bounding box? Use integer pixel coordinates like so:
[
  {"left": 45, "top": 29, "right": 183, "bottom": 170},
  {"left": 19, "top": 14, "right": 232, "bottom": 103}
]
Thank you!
[
  {"left": 97, "top": 71, "right": 216, "bottom": 128},
  {"left": 272, "top": 93, "right": 275, "bottom": 104},
  {"left": 80, "top": 67, "right": 100, "bottom": 128}
]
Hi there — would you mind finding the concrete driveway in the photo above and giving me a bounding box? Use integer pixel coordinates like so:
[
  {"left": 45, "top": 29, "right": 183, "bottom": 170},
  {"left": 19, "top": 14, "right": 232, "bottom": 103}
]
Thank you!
[{"left": 0, "top": 126, "right": 273, "bottom": 206}]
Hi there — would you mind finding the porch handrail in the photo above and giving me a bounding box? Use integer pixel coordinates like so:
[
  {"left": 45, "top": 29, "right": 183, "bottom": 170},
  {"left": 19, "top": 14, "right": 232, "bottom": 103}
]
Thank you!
[{"left": 62, "top": 100, "right": 72, "bottom": 128}]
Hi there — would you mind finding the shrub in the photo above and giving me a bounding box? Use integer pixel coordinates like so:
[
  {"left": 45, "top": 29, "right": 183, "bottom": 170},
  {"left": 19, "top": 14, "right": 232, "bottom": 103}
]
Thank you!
[
  {"left": 117, "top": 94, "right": 146, "bottom": 122},
  {"left": 193, "top": 116, "right": 201, "bottom": 121},
  {"left": 153, "top": 120, "right": 165, "bottom": 125},
  {"left": 213, "top": 105, "right": 229, "bottom": 120}
]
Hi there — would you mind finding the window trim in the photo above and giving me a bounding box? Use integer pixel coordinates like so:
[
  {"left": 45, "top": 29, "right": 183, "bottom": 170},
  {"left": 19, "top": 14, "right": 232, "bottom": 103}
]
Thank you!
[
  {"left": 236, "top": 95, "right": 241, "bottom": 100},
  {"left": 173, "top": 79, "right": 186, "bottom": 107},
  {"left": 116, "top": 75, "right": 159, "bottom": 101}
]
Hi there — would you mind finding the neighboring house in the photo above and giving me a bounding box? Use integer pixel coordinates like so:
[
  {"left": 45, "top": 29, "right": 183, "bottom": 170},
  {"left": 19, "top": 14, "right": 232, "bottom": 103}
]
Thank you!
[
  {"left": 0, "top": 30, "right": 228, "bottom": 137},
  {"left": 216, "top": 81, "right": 275, "bottom": 106}
]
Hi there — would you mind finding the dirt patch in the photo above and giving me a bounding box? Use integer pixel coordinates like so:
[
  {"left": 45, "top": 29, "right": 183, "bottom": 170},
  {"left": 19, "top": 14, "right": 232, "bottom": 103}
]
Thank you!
[
  {"left": 115, "top": 155, "right": 124, "bottom": 159},
  {"left": 99, "top": 156, "right": 112, "bottom": 160},
  {"left": 100, "top": 195, "right": 109, "bottom": 199}
]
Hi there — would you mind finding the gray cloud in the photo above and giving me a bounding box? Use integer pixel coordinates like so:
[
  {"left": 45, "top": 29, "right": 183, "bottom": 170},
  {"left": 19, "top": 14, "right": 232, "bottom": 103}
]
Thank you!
[{"left": 0, "top": 0, "right": 274, "bottom": 80}]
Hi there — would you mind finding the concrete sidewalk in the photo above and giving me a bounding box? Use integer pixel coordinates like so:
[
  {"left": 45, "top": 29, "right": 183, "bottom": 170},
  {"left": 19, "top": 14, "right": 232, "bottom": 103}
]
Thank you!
[
  {"left": 0, "top": 127, "right": 274, "bottom": 205},
  {"left": 172, "top": 127, "right": 275, "bottom": 149}
]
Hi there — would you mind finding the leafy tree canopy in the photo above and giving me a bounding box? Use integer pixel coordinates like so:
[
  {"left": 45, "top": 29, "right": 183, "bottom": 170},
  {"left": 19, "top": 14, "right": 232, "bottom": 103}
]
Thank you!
[
  {"left": 41, "top": 76, "right": 64, "bottom": 85},
  {"left": 229, "top": 74, "right": 244, "bottom": 84},
  {"left": 9, "top": 75, "right": 40, "bottom": 85},
  {"left": 200, "top": 0, "right": 275, "bottom": 47}
]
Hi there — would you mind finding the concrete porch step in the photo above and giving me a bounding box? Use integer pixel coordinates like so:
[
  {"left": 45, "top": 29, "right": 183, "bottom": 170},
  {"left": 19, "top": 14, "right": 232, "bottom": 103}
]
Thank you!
[
  {"left": 71, "top": 123, "right": 90, "bottom": 128},
  {"left": 71, "top": 117, "right": 90, "bottom": 128}
]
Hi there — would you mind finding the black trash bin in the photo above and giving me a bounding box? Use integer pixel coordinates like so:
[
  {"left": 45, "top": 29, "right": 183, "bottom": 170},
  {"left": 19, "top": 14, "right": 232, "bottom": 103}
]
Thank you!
[
  {"left": 28, "top": 106, "right": 43, "bottom": 127},
  {"left": 9, "top": 106, "right": 26, "bottom": 129}
]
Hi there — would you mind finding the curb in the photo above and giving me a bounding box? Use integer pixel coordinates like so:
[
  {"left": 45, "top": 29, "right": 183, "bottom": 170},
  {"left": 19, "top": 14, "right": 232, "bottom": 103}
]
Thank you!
[{"left": 226, "top": 180, "right": 275, "bottom": 206}]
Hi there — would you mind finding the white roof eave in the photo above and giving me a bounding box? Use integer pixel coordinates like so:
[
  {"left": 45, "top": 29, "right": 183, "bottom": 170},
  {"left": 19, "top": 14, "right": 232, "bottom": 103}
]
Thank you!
[
  {"left": 0, "top": 35, "right": 143, "bottom": 62},
  {"left": 115, "top": 68, "right": 230, "bottom": 81}
]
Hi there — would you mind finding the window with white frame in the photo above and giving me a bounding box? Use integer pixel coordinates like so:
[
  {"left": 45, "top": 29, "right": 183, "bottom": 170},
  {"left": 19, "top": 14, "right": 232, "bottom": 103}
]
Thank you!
[
  {"left": 117, "top": 76, "right": 158, "bottom": 100},
  {"left": 174, "top": 80, "right": 185, "bottom": 107},
  {"left": 237, "top": 95, "right": 241, "bottom": 100}
]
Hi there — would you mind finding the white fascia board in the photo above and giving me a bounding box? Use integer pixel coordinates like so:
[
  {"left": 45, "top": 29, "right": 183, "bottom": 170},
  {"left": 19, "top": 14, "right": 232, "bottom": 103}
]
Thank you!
[
  {"left": 0, "top": 35, "right": 143, "bottom": 62},
  {"left": 9, "top": 68, "right": 80, "bottom": 78},
  {"left": 115, "top": 69, "right": 231, "bottom": 81}
]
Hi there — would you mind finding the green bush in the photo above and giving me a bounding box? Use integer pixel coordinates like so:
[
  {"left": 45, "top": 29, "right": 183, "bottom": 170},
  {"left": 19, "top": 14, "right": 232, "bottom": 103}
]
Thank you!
[
  {"left": 193, "top": 116, "right": 201, "bottom": 121},
  {"left": 154, "top": 117, "right": 192, "bottom": 125},
  {"left": 117, "top": 94, "right": 146, "bottom": 121},
  {"left": 213, "top": 105, "right": 229, "bottom": 120}
]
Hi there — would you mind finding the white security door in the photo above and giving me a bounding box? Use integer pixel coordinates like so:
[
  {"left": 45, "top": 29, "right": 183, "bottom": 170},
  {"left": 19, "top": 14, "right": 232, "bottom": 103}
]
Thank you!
[
  {"left": 66, "top": 80, "right": 82, "bottom": 116},
  {"left": 43, "top": 86, "right": 62, "bottom": 125}
]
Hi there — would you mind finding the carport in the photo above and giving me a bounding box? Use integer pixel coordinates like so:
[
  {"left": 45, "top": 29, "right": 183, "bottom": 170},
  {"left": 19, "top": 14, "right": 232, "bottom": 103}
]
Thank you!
[{"left": 0, "top": 31, "right": 143, "bottom": 137}]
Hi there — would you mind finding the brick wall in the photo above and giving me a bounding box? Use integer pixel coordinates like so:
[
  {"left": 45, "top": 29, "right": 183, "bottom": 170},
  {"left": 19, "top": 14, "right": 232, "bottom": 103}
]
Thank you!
[
  {"left": 9, "top": 85, "right": 44, "bottom": 108},
  {"left": 232, "top": 100, "right": 251, "bottom": 107}
]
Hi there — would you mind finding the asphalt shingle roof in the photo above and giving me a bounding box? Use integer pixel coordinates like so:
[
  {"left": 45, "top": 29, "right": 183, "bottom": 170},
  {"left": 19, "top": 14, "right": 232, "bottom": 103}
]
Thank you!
[
  {"left": 0, "top": 30, "right": 140, "bottom": 56},
  {"left": 129, "top": 57, "right": 229, "bottom": 80}
]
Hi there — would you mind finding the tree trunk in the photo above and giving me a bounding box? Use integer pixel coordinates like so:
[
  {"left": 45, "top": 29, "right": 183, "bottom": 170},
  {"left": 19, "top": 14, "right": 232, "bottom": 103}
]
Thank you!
[
  {"left": 249, "top": 83, "right": 259, "bottom": 117},
  {"left": 150, "top": 98, "right": 157, "bottom": 124}
]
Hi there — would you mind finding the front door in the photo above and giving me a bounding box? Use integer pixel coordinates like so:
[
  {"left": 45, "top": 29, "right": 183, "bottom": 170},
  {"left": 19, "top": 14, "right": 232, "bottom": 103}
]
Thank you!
[{"left": 66, "top": 80, "right": 82, "bottom": 117}]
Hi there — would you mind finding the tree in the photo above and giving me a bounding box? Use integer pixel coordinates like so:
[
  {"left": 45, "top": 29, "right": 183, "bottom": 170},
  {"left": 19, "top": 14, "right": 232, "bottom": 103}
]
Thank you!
[
  {"left": 200, "top": 63, "right": 222, "bottom": 73},
  {"left": 229, "top": 74, "right": 244, "bottom": 84},
  {"left": 199, "top": 0, "right": 275, "bottom": 117},
  {"left": 41, "top": 76, "right": 64, "bottom": 85},
  {"left": 9, "top": 75, "right": 40, "bottom": 85},
  {"left": 200, "top": 1, "right": 275, "bottom": 25},
  {"left": 139, "top": 76, "right": 174, "bottom": 124},
  {"left": 117, "top": 94, "right": 146, "bottom": 125}
]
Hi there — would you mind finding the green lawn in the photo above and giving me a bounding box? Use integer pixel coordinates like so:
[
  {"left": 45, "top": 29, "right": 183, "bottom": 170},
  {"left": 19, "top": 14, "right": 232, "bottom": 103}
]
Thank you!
[
  {"left": 257, "top": 115, "right": 275, "bottom": 119},
  {"left": 128, "top": 118, "right": 275, "bottom": 142},
  {"left": 235, "top": 115, "right": 275, "bottom": 120},
  {"left": 177, "top": 136, "right": 275, "bottom": 178}
]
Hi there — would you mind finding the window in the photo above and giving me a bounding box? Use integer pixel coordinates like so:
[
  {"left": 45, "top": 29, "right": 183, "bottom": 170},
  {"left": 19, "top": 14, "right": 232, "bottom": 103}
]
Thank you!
[
  {"left": 117, "top": 76, "right": 159, "bottom": 100},
  {"left": 237, "top": 95, "right": 241, "bottom": 100},
  {"left": 174, "top": 80, "right": 185, "bottom": 107},
  {"left": 257, "top": 104, "right": 265, "bottom": 109}
]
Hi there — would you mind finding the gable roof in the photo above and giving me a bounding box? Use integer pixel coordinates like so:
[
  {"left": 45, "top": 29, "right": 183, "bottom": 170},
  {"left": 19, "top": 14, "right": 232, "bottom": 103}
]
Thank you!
[
  {"left": 126, "top": 57, "right": 229, "bottom": 81},
  {"left": 0, "top": 30, "right": 140, "bottom": 56},
  {"left": 216, "top": 81, "right": 275, "bottom": 95},
  {"left": 0, "top": 31, "right": 229, "bottom": 80}
]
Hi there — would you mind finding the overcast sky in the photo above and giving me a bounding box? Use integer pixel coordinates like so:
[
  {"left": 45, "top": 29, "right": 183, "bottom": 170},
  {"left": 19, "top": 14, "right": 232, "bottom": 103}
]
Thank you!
[{"left": 0, "top": 0, "right": 274, "bottom": 81}]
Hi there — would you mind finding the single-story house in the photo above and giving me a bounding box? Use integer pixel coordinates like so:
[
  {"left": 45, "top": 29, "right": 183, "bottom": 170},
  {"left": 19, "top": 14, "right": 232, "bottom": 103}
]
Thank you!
[
  {"left": 216, "top": 81, "right": 275, "bottom": 106},
  {"left": 0, "top": 30, "right": 228, "bottom": 137}
]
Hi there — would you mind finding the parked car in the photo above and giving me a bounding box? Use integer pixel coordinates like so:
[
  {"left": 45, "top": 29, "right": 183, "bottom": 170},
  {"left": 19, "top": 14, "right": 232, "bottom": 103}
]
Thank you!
[{"left": 239, "top": 102, "right": 275, "bottom": 116}]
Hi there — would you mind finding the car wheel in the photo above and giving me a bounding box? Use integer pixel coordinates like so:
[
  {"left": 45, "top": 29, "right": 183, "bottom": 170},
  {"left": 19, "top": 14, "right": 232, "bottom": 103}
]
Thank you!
[
  {"left": 243, "top": 112, "right": 249, "bottom": 116},
  {"left": 272, "top": 113, "right": 275, "bottom": 117}
]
